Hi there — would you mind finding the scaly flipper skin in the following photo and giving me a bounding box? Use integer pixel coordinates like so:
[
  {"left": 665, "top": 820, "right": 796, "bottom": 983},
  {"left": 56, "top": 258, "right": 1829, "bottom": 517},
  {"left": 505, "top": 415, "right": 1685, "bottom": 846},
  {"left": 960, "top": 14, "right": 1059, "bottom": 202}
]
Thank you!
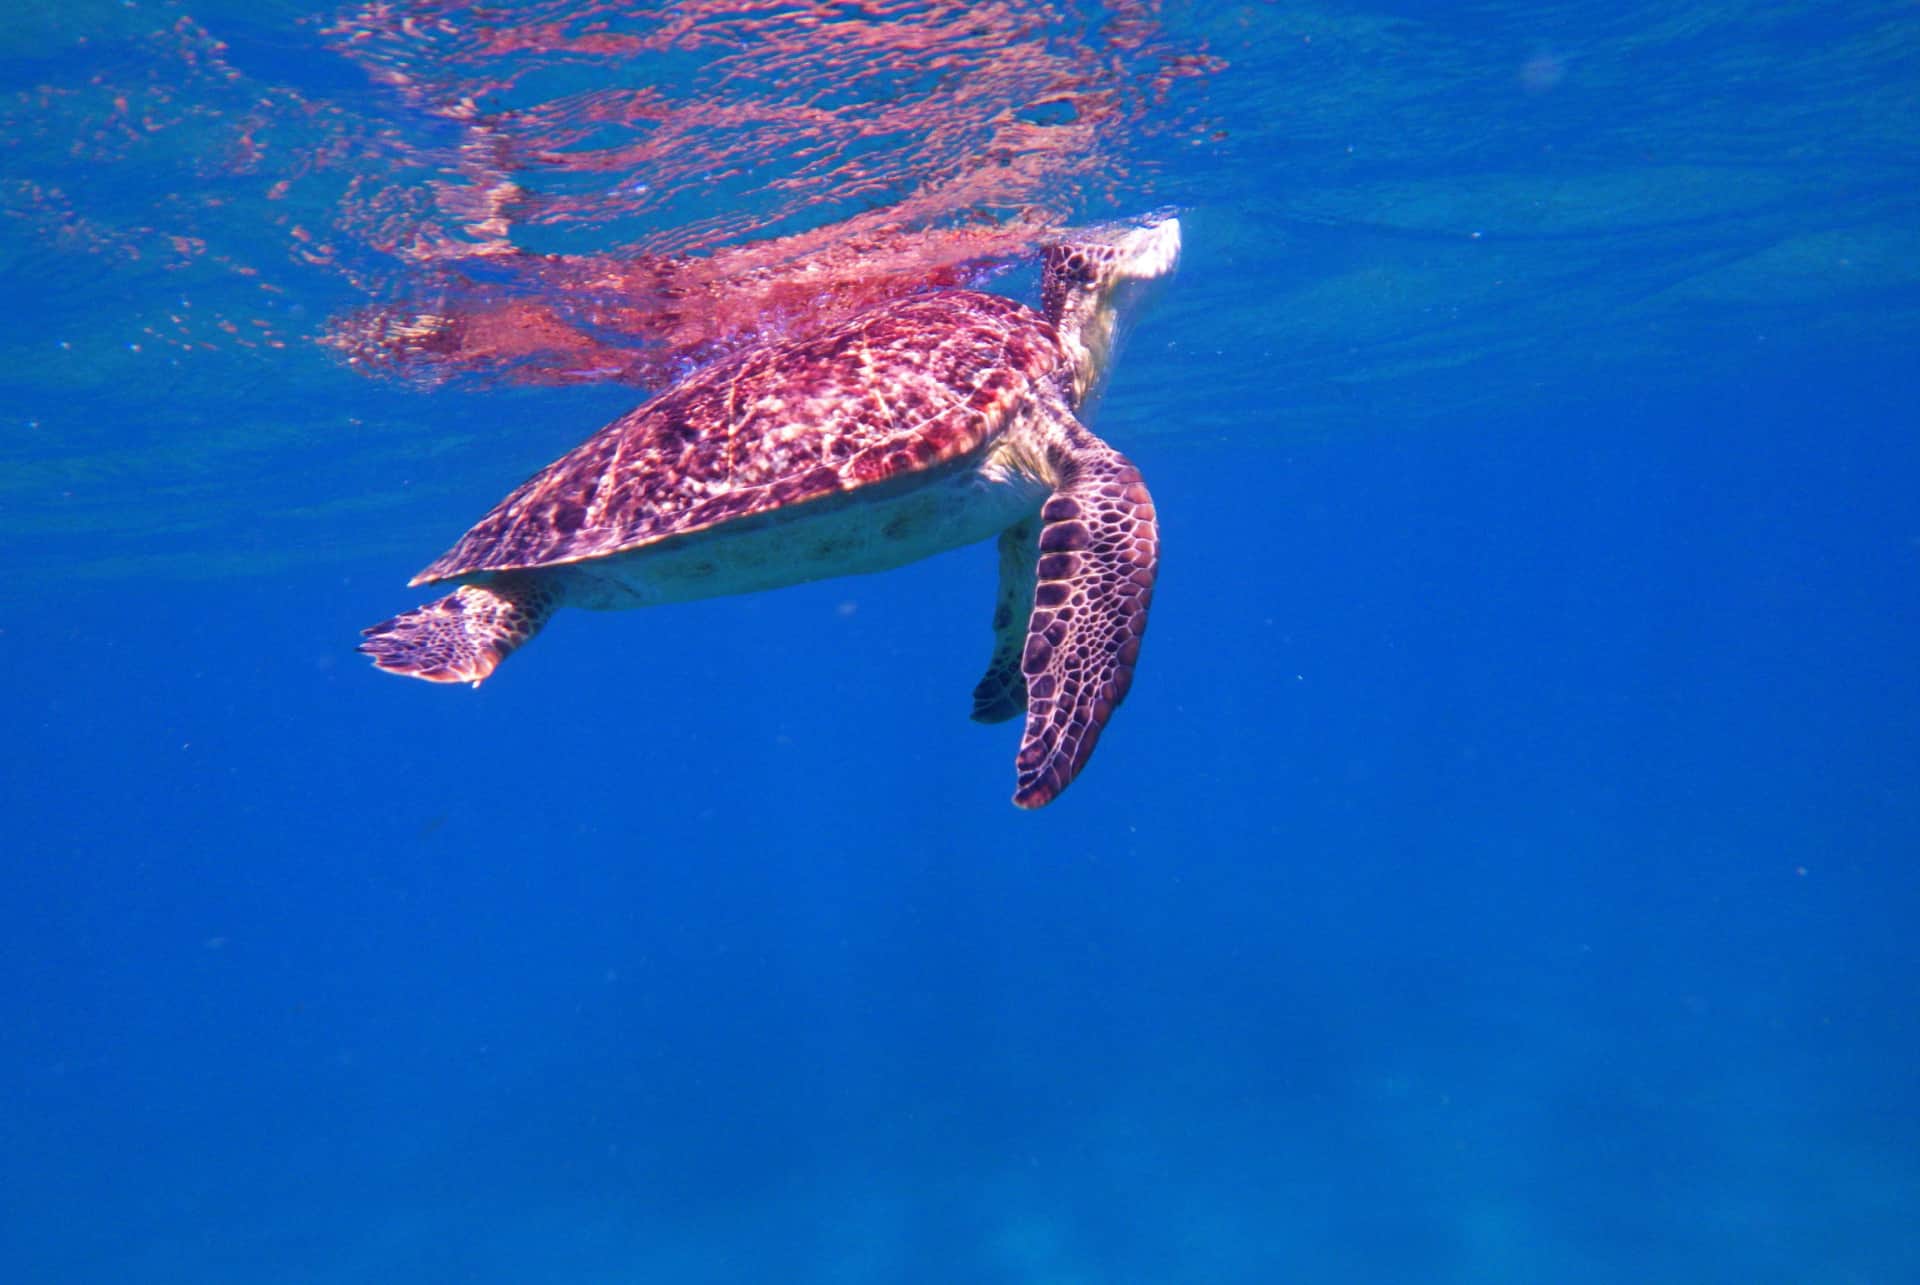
[
  {"left": 971, "top": 515, "right": 1039, "bottom": 724},
  {"left": 1011, "top": 430, "right": 1158, "bottom": 809},
  {"left": 359, "top": 576, "right": 560, "bottom": 686}
]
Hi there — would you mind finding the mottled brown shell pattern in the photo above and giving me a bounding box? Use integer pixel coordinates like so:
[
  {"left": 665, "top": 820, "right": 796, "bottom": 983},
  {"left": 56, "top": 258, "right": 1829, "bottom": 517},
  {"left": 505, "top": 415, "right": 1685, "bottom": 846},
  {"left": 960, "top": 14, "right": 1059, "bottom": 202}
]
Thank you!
[{"left": 412, "top": 291, "right": 1064, "bottom": 585}]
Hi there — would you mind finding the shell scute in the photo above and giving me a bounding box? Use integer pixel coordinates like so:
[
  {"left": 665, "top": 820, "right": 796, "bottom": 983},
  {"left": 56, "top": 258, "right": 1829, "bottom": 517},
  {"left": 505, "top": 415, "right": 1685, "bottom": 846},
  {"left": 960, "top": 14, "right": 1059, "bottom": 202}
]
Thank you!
[{"left": 412, "top": 291, "right": 1062, "bottom": 585}]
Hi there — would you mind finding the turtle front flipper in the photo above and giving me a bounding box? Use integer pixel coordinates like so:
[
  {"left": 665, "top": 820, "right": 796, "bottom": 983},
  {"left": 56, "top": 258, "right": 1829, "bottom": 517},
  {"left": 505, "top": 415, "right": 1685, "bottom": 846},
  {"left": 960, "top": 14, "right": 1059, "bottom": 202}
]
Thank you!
[
  {"left": 971, "top": 515, "right": 1039, "bottom": 724},
  {"left": 360, "top": 574, "right": 560, "bottom": 687},
  {"left": 1011, "top": 434, "right": 1158, "bottom": 809}
]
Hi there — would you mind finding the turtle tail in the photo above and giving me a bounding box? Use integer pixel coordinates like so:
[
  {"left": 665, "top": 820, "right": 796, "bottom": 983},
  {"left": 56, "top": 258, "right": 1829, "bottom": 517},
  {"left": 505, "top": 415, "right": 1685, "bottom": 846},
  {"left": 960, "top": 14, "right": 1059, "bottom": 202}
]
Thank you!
[{"left": 359, "top": 575, "right": 559, "bottom": 687}]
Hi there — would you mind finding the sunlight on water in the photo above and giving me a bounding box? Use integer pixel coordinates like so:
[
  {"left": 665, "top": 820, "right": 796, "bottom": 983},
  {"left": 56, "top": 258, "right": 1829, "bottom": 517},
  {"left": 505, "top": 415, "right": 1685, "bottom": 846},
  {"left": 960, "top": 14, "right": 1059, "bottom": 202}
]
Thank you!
[{"left": 5, "top": 1, "right": 1221, "bottom": 384}]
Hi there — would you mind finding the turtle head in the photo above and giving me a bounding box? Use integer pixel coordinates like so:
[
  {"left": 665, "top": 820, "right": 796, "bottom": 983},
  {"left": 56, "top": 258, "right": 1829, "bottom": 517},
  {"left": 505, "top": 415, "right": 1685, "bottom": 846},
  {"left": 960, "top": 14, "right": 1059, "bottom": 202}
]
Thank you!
[{"left": 1041, "top": 215, "right": 1182, "bottom": 410}]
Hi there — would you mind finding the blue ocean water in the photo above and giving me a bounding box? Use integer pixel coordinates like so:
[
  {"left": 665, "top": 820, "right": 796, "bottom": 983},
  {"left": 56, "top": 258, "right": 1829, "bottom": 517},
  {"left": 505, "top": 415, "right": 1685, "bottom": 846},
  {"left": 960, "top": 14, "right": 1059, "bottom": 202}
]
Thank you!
[{"left": 3, "top": 2, "right": 1917, "bottom": 1282}]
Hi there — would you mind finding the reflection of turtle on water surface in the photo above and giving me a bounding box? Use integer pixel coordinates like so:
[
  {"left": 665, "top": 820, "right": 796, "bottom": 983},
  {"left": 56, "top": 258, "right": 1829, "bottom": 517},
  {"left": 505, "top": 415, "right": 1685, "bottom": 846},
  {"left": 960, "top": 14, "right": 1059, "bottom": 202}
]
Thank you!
[{"left": 361, "top": 217, "right": 1180, "bottom": 808}]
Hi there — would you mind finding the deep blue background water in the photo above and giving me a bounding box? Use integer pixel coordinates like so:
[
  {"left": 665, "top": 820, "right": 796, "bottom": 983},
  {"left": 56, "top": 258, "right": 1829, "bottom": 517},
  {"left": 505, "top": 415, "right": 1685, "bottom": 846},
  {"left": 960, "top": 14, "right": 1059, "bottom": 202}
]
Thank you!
[{"left": 4, "top": 3, "right": 1918, "bottom": 1282}]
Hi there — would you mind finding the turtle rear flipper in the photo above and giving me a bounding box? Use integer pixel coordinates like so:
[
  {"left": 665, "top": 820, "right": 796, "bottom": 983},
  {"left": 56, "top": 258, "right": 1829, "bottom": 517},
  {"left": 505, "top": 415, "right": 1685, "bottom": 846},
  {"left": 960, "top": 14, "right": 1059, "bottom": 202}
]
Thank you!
[
  {"left": 1011, "top": 431, "right": 1158, "bottom": 809},
  {"left": 359, "top": 577, "right": 559, "bottom": 687},
  {"left": 971, "top": 516, "right": 1038, "bottom": 724}
]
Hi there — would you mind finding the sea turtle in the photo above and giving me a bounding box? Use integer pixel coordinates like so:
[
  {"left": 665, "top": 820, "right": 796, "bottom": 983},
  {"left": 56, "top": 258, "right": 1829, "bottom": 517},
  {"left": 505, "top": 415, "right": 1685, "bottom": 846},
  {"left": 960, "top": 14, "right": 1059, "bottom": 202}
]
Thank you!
[{"left": 361, "top": 217, "right": 1180, "bottom": 808}]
